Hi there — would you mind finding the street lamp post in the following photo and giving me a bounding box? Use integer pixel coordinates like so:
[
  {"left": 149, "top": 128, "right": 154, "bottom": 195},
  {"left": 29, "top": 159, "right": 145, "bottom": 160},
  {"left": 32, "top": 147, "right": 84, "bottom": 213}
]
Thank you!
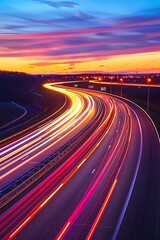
[
  {"left": 120, "top": 78, "right": 123, "bottom": 97},
  {"left": 147, "top": 78, "right": 151, "bottom": 111},
  {"left": 110, "top": 77, "right": 113, "bottom": 94}
]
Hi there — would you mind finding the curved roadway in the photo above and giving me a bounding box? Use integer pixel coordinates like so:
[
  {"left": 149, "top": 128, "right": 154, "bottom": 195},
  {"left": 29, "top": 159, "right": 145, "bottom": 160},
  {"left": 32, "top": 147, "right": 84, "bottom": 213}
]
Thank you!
[{"left": 1, "top": 83, "right": 160, "bottom": 240}]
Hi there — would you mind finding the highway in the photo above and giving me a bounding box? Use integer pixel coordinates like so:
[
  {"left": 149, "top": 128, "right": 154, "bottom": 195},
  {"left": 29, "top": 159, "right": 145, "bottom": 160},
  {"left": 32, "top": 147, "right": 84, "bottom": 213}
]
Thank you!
[
  {"left": 1, "top": 83, "right": 160, "bottom": 240},
  {"left": 0, "top": 84, "right": 101, "bottom": 188}
]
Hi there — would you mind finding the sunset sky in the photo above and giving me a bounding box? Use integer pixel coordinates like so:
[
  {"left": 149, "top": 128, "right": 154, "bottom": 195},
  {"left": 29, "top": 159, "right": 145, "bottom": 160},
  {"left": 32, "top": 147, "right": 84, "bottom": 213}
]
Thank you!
[{"left": 1, "top": 0, "right": 160, "bottom": 74}]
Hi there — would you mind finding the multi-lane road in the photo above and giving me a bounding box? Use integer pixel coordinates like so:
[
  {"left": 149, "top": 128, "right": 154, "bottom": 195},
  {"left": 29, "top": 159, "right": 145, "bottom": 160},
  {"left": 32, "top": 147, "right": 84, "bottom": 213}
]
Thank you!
[{"left": 1, "top": 83, "right": 160, "bottom": 240}]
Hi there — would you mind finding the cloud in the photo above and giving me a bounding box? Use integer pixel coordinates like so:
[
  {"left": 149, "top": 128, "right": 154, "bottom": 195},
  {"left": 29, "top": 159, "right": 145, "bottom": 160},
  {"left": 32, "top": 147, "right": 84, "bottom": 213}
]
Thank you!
[
  {"left": 38, "top": 0, "right": 79, "bottom": 9},
  {"left": 116, "top": 14, "right": 160, "bottom": 27},
  {"left": 75, "top": 11, "right": 96, "bottom": 20},
  {"left": 1, "top": 5, "right": 160, "bottom": 67},
  {"left": 28, "top": 62, "right": 54, "bottom": 67},
  {"left": 1, "top": 24, "right": 25, "bottom": 31}
]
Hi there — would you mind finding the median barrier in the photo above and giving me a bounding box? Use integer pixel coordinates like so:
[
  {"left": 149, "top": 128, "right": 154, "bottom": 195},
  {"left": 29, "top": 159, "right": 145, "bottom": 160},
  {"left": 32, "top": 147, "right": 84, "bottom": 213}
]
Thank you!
[{"left": 1, "top": 105, "right": 104, "bottom": 208}]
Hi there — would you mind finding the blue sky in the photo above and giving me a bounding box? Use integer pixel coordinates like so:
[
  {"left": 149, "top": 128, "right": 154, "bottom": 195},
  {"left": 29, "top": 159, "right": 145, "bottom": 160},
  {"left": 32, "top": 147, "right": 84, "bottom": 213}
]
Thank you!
[
  {"left": 1, "top": 0, "right": 160, "bottom": 33},
  {"left": 0, "top": 0, "right": 160, "bottom": 73}
]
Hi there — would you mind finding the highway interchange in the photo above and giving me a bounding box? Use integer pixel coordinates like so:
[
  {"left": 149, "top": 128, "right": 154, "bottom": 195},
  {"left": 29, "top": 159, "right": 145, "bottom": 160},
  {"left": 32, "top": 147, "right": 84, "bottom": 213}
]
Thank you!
[{"left": 1, "top": 82, "right": 160, "bottom": 240}]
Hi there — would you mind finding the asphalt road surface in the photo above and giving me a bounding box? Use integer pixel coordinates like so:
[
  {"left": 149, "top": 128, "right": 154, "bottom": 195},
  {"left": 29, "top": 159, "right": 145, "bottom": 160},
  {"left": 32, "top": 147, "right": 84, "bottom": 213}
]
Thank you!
[{"left": 1, "top": 83, "right": 160, "bottom": 240}]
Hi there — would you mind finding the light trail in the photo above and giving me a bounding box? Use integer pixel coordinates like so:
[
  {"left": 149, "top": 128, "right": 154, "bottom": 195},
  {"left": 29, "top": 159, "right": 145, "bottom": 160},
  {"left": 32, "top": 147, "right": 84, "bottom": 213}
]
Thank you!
[
  {"left": 55, "top": 100, "right": 132, "bottom": 240},
  {"left": 1, "top": 85, "right": 114, "bottom": 238},
  {"left": 111, "top": 105, "right": 143, "bottom": 240},
  {"left": 1, "top": 82, "right": 159, "bottom": 240},
  {"left": 86, "top": 178, "right": 118, "bottom": 240},
  {"left": 0, "top": 83, "right": 96, "bottom": 183}
]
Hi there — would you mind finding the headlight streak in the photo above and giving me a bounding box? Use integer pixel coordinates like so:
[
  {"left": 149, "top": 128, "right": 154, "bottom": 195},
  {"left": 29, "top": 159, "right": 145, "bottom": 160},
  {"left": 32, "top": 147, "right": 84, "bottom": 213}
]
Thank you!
[
  {"left": 1, "top": 94, "right": 83, "bottom": 170},
  {"left": 0, "top": 84, "right": 96, "bottom": 181},
  {"left": 0, "top": 85, "right": 76, "bottom": 158},
  {"left": 0, "top": 89, "right": 80, "bottom": 160}
]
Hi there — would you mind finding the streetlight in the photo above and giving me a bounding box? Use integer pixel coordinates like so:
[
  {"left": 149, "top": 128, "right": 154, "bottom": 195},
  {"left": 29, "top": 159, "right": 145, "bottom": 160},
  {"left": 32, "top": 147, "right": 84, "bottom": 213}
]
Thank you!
[
  {"left": 110, "top": 76, "right": 113, "bottom": 94},
  {"left": 147, "top": 78, "right": 151, "bottom": 111},
  {"left": 120, "top": 78, "right": 123, "bottom": 97}
]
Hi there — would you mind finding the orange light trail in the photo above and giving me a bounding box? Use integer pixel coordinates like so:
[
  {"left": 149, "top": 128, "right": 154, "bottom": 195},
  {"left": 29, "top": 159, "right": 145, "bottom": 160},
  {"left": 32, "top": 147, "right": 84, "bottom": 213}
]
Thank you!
[
  {"left": 8, "top": 183, "right": 64, "bottom": 239},
  {"left": 3, "top": 89, "right": 114, "bottom": 239},
  {"left": 56, "top": 222, "right": 71, "bottom": 240},
  {"left": 86, "top": 178, "right": 118, "bottom": 240},
  {"left": 1, "top": 84, "right": 140, "bottom": 240},
  {"left": 54, "top": 95, "right": 133, "bottom": 240},
  {"left": 1, "top": 83, "right": 96, "bottom": 181}
]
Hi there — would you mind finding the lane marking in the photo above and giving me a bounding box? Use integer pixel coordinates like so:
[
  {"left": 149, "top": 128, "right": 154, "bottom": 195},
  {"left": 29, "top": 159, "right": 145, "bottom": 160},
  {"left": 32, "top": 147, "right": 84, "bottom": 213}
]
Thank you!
[
  {"left": 111, "top": 106, "right": 143, "bottom": 240},
  {"left": 77, "top": 158, "right": 87, "bottom": 169}
]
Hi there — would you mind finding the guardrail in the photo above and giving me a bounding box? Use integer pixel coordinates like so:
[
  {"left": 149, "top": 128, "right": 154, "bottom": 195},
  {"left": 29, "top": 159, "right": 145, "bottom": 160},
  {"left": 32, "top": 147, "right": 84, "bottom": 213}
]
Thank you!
[{"left": 0, "top": 106, "right": 103, "bottom": 208}]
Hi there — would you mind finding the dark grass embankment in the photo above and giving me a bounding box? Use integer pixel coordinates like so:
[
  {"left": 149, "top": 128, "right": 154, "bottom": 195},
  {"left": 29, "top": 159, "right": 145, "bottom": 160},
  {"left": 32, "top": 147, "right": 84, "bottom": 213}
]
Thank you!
[
  {"left": 0, "top": 102, "right": 25, "bottom": 127},
  {"left": 0, "top": 82, "right": 66, "bottom": 141}
]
